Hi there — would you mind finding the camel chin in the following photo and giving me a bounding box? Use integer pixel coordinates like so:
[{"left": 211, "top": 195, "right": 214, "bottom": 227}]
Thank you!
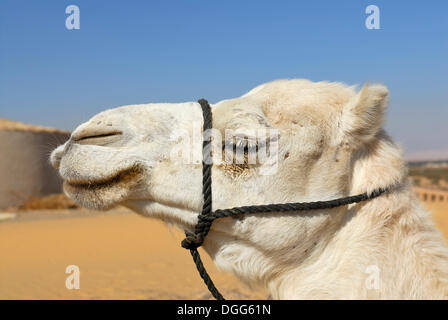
[{"left": 62, "top": 166, "right": 144, "bottom": 210}]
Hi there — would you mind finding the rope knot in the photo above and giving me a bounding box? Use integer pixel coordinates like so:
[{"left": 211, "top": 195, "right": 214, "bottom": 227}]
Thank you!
[{"left": 181, "top": 233, "right": 204, "bottom": 250}]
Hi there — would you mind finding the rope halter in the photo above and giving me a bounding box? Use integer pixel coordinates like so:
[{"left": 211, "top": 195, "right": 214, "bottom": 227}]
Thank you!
[{"left": 181, "top": 99, "right": 390, "bottom": 300}]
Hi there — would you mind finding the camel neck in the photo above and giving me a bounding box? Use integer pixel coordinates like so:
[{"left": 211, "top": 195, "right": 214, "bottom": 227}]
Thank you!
[{"left": 266, "top": 183, "right": 448, "bottom": 299}]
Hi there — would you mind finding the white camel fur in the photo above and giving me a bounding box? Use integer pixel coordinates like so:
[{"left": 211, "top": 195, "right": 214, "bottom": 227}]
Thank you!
[{"left": 50, "top": 79, "right": 448, "bottom": 299}]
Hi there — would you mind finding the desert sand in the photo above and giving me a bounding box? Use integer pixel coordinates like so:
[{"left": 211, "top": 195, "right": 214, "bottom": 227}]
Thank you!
[
  {"left": 1, "top": 202, "right": 447, "bottom": 300},
  {"left": 0, "top": 208, "right": 266, "bottom": 300},
  {"left": 425, "top": 202, "right": 448, "bottom": 240}
]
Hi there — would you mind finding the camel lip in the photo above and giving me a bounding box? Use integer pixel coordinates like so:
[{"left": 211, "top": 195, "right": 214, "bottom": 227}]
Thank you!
[{"left": 64, "top": 166, "right": 143, "bottom": 190}]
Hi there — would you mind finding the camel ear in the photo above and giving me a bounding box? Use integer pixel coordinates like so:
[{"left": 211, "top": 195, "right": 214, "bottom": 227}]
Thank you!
[{"left": 341, "top": 83, "right": 389, "bottom": 144}]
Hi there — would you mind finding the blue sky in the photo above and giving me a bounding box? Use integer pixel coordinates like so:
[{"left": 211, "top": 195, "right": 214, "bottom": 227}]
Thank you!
[{"left": 0, "top": 0, "right": 447, "bottom": 155}]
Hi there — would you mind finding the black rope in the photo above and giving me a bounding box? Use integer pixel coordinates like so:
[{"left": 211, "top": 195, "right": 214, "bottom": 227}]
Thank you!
[
  {"left": 182, "top": 99, "right": 224, "bottom": 300},
  {"left": 181, "top": 99, "right": 390, "bottom": 300}
]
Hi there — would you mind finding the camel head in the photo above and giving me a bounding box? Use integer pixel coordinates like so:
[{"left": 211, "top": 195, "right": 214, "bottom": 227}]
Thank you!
[{"left": 51, "top": 79, "right": 396, "bottom": 288}]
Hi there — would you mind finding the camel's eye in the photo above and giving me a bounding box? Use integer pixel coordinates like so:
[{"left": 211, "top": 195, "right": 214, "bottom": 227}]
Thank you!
[{"left": 220, "top": 135, "right": 265, "bottom": 171}]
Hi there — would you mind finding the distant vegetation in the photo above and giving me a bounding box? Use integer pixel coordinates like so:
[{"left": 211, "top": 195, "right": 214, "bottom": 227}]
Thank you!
[
  {"left": 7, "top": 193, "right": 77, "bottom": 211},
  {"left": 408, "top": 160, "right": 448, "bottom": 167},
  {"left": 408, "top": 160, "right": 448, "bottom": 187}
]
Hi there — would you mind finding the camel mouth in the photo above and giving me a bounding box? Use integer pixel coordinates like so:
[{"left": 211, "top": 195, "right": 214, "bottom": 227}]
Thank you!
[{"left": 64, "top": 166, "right": 143, "bottom": 191}]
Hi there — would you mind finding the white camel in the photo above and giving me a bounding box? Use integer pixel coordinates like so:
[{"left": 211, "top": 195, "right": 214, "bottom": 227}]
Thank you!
[{"left": 50, "top": 79, "right": 448, "bottom": 299}]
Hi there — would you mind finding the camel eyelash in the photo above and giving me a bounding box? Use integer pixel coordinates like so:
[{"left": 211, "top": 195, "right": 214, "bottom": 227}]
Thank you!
[{"left": 222, "top": 137, "right": 264, "bottom": 153}]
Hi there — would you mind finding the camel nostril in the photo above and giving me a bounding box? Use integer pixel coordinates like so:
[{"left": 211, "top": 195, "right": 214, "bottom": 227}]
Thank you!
[{"left": 74, "top": 131, "right": 122, "bottom": 141}]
